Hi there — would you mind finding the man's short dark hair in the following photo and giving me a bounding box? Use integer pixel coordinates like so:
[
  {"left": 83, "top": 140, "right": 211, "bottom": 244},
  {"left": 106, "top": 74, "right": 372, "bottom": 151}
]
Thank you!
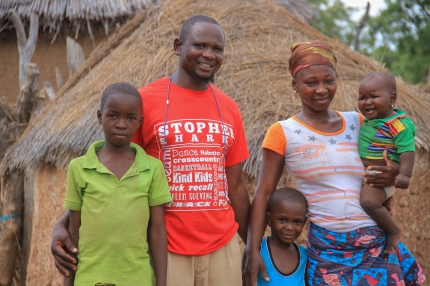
[
  {"left": 179, "top": 15, "right": 223, "bottom": 42},
  {"left": 268, "top": 187, "right": 308, "bottom": 213},
  {"left": 100, "top": 82, "right": 142, "bottom": 112}
]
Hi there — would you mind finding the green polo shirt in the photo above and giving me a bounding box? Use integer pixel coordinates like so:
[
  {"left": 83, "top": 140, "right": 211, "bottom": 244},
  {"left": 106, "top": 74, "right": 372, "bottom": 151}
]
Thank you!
[{"left": 64, "top": 140, "right": 171, "bottom": 286}]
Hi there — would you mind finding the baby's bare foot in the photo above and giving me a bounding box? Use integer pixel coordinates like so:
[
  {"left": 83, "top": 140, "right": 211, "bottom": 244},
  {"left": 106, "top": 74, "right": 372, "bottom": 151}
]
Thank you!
[{"left": 385, "top": 227, "right": 402, "bottom": 254}]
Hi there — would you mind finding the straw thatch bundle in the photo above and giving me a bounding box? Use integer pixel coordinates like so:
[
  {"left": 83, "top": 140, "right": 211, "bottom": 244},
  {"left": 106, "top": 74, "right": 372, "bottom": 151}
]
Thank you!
[
  {"left": 1, "top": 0, "right": 429, "bottom": 282},
  {"left": 0, "top": 0, "right": 151, "bottom": 37},
  {"left": 275, "top": 0, "right": 317, "bottom": 22},
  {"left": 2, "top": 0, "right": 430, "bottom": 178},
  {"left": 0, "top": 101, "right": 23, "bottom": 162}
]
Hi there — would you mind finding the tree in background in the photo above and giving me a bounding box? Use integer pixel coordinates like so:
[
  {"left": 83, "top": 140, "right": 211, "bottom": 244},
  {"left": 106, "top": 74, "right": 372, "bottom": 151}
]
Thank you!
[
  {"left": 362, "top": 0, "right": 430, "bottom": 84},
  {"left": 308, "top": 0, "right": 430, "bottom": 84},
  {"left": 308, "top": 0, "right": 357, "bottom": 46}
]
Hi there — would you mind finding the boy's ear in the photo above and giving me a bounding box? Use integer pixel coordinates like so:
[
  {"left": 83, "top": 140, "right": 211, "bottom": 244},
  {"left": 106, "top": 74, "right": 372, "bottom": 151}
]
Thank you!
[
  {"left": 266, "top": 212, "right": 271, "bottom": 227},
  {"left": 97, "top": 109, "right": 102, "bottom": 124},
  {"left": 173, "top": 38, "right": 183, "bottom": 56}
]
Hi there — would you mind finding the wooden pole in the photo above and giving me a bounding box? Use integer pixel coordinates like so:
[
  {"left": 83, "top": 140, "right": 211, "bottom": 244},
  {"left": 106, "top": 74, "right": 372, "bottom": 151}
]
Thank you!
[
  {"left": 66, "top": 37, "right": 86, "bottom": 78},
  {"left": 55, "top": 67, "right": 63, "bottom": 90},
  {"left": 17, "top": 64, "right": 39, "bottom": 124},
  {"left": 0, "top": 169, "right": 24, "bottom": 286},
  {"left": 0, "top": 63, "right": 38, "bottom": 284}
]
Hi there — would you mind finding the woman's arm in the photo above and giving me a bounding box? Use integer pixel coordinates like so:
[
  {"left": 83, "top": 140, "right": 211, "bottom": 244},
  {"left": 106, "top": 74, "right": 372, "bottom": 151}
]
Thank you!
[
  {"left": 63, "top": 210, "right": 80, "bottom": 286},
  {"left": 51, "top": 210, "right": 78, "bottom": 276},
  {"left": 148, "top": 205, "right": 168, "bottom": 286},
  {"left": 243, "top": 149, "right": 285, "bottom": 286},
  {"left": 364, "top": 150, "right": 400, "bottom": 188}
]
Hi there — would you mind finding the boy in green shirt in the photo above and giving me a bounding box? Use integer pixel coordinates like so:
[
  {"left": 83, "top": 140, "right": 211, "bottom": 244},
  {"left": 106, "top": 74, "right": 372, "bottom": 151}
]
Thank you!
[{"left": 63, "top": 83, "right": 172, "bottom": 286}]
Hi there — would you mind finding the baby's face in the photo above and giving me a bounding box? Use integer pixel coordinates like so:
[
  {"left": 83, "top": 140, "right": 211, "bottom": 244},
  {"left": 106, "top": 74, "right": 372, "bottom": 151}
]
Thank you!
[
  {"left": 358, "top": 76, "right": 396, "bottom": 120},
  {"left": 267, "top": 200, "right": 307, "bottom": 245}
]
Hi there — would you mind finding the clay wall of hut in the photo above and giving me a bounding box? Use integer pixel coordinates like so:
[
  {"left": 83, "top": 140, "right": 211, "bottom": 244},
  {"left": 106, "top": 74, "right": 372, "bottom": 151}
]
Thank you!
[{"left": 0, "top": 32, "right": 105, "bottom": 105}]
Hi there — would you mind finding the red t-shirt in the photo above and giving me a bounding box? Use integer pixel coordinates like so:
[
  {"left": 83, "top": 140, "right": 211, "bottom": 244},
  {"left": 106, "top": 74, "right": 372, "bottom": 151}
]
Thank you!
[{"left": 132, "top": 77, "right": 249, "bottom": 255}]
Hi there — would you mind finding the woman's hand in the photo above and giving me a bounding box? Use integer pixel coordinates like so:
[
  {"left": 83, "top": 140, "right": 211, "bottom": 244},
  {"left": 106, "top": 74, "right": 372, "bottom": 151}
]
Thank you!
[
  {"left": 364, "top": 150, "right": 399, "bottom": 188},
  {"left": 242, "top": 249, "right": 269, "bottom": 286},
  {"left": 50, "top": 211, "right": 78, "bottom": 276}
]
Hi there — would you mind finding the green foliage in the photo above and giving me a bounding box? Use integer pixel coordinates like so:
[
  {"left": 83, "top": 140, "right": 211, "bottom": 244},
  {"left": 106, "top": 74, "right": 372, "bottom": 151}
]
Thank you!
[
  {"left": 308, "top": 0, "right": 358, "bottom": 46},
  {"left": 309, "top": 0, "right": 430, "bottom": 84},
  {"left": 361, "top": 0, "right": 430, "bottom": 83}
]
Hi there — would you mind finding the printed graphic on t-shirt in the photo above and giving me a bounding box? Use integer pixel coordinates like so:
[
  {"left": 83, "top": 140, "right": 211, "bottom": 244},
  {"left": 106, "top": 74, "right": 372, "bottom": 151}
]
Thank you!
[{"left": 154, "top": 119, "right": 235, "bottom": 212}]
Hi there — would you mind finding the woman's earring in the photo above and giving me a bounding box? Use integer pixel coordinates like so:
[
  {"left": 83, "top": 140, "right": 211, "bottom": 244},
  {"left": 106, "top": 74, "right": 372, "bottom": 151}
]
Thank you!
[
  {"left": 391, "top": 104, "right": 394, "bottom": 107},
  {"left": 294, "top": 90, "right": 298, "bottom": 93}
]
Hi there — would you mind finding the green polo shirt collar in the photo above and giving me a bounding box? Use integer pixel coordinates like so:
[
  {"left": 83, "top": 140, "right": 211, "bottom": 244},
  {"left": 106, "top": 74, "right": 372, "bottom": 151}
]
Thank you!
[{"left": 82, "top": 140, "right": 150, "bottom": 174}]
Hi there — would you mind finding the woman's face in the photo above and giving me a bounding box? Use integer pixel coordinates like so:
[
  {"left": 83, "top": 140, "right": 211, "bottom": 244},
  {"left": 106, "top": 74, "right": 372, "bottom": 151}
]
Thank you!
[{"left": 292, "top": 65, "right": 337, "bottom": 113}]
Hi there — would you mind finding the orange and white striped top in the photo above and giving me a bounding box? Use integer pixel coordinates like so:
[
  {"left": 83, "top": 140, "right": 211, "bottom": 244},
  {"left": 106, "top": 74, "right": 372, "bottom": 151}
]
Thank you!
[{"left": 263, "top": 111, "right": 376, "bottom": 232}]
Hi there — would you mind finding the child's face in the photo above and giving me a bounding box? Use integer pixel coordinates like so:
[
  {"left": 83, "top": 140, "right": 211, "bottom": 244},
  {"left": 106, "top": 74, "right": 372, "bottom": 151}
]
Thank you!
[
  {"left": 97, "top": 93, "right": 142, "bottom": 147},
  {"left": 267, "top": 200, "right": 307, "bottom": 246},
  {"left": 358, "top": 76, "right": 396, "bottom": 120}
]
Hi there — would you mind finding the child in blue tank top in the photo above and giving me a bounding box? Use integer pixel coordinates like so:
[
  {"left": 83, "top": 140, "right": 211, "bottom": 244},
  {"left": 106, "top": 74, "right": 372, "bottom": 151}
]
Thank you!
[{"left": 243, "top": 187, "right": 308, "bottom": 285}]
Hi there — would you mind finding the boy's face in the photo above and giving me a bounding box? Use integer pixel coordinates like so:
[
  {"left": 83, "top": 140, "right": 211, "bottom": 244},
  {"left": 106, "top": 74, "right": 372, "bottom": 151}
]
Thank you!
[
  {"left": 267, "top": 200, "right": 307, "bottom": 246},
  {"left": 97, "top": 93, "right": 142, "bottom": 147},
  {"left": 358, "top": 76, "right": 396, "bottom": 120}
]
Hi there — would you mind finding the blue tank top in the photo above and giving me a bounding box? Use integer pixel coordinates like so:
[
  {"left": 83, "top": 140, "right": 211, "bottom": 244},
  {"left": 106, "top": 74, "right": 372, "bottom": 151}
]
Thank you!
[{"left": 257, "top": 237, "right": 307, "bottom": 286}]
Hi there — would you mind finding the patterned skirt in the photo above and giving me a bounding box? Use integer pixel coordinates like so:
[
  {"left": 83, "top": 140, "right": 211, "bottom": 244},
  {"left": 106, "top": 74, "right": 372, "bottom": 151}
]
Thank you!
[{"left": 307, "top": 223, "right": 426, "bottom": 286}]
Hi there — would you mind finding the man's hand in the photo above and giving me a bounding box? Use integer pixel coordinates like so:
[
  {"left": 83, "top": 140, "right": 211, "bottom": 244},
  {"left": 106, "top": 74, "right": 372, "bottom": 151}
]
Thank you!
[
  {"left": 51, "top": 211, "right": 78, "bottom": 276},
  {"left": 364, "top": 150, "right": 399, "bottom": 188}
]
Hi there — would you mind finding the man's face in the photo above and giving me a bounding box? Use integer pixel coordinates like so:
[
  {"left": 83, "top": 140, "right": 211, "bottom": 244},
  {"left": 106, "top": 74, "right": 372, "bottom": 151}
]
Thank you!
[{"left": 175, "top": 22, "right": 225, "bottom": 86}]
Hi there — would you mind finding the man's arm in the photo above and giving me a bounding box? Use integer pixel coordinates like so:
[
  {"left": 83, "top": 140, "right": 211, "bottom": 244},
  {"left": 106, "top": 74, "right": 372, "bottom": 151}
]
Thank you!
[
  {"left": 63, "top": 210, "right": 80, "bottom": 286},
  {"left": 243, "top": 149, "right": 285, "bottom": 286},
  {"left": 51, "top": 210, "right": 78, "bottom": 276},
  {"left": 148, "top": 205, "right": 168, "bottom": 286},
  {"left": 225, "top": 163, "right": 250, "bottom": 243}
]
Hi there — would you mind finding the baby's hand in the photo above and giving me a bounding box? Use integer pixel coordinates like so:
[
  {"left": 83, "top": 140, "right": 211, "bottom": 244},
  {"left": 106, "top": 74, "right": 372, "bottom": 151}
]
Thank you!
[{"left": 395, "top": 173, "right": 410, "bottom": 189}]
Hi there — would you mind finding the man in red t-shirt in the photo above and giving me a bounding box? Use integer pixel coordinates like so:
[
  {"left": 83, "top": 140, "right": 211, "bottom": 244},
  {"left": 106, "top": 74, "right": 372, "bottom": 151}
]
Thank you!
[{"left": 51, "top": 15, "right": 250, "bottom": 286}]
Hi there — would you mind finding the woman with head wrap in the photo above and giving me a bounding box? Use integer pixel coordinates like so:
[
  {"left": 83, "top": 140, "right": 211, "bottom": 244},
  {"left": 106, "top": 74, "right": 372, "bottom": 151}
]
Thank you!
[{"left": 243, "top": 41, "right": 426, "bottom": 285}]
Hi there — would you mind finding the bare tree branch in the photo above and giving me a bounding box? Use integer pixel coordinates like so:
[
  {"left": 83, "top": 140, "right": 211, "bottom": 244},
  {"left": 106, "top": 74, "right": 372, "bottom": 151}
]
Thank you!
[
  {"left": 10, "top": 11, "right": 39, "bottom": 89},
  {"left": 353, "top": 2, "right": 370, "bottom": 51},
  {"left": 9, "top": 10, "right": 27, "bottom": 49},
  {"left": 26, "top": 13, "right": 39, "bottom": 56}
]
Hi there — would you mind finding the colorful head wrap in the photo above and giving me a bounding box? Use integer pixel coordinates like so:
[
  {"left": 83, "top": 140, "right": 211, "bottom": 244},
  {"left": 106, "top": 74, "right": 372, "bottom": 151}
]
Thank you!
[{"left": 289, "top": 40, "right": 337, "bottom": 77}]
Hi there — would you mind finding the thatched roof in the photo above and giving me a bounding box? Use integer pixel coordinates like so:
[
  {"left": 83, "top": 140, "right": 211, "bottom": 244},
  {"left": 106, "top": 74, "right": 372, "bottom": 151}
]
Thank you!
[
  {"left": 0, "top": 0, "right": 315, "bottom": 38},
  {"left": 3, "top": 0, "right": 430, "bottom": 178},
  {"left": 0, "top": 0, "right": 151, "bottom": 36}
]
